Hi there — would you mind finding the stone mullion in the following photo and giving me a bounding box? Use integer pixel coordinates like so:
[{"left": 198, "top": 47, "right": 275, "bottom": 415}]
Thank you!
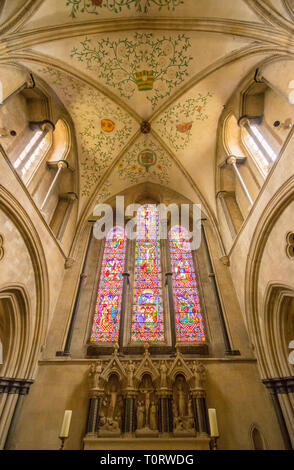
[
  {"left": 164, "top": 237, "right": 177, "bottom": 349},
  {"left": 118, "top": 237, "right": 130, "bottom": 348}
]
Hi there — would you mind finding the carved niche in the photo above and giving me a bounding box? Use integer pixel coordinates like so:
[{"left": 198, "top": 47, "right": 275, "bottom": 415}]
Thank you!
[
  {"left": 98, "top": 373, "right": 123, "bottom": 437},
  {"left": 172, "top": 374, "right": 196, "bottom": 437},
  {"left": 135, "top": 373, "right": 158, "bottom": 437}
]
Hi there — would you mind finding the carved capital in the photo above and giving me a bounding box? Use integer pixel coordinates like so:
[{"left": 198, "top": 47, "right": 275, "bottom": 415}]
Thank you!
[
  {"left": 226, "top": 155, "right": 237, "bottom": 166},
  {"left": 57, "top": 160, "right": 69, "bottom": 170}
]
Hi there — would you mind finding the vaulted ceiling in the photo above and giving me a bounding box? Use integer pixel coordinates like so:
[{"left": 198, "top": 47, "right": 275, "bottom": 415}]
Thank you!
[{"left": 1, "top": 0, "right": 294, "bottom": 224}]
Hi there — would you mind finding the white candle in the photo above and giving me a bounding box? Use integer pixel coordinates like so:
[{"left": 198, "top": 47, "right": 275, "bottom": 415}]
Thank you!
[
  {"left": 60, "top": 410, "right": 72, "bottom": 438},
  {"left": 208, "top": 408, "right": 219, "bottom": 437}
]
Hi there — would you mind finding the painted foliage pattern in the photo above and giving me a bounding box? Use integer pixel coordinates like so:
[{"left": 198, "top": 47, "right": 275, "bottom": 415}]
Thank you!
[
  {"left": 169, "top": 226, "right": 205, "bottom": 341},
  {"left": 156, "top": 93, "right": 213, "bottom": 150},
  {"left": 38, "top": 67, "right": 135, "bottom": 196},
  {"left": 91, "top": 226, "right": 126, "bottom": 342},
  {"left": 117, "top": 139, "right": 171, "bottom": 184},
  {"left": 131, "top": 205, "right": 165, "bottom": 342},
  {"left": 71, "top": 33, "right": 192, "bottom": 109},
  {"left": 95, "top": 180, "right": 112, "bottom": 203},
  {"left": 66, "top": 0, "right": 183, "bottom": 17}
]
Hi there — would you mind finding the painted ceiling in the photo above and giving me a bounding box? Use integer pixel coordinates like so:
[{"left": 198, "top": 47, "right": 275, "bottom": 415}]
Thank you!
[{"left": 1, "top": 0, "right": 294, "bottom": 225}]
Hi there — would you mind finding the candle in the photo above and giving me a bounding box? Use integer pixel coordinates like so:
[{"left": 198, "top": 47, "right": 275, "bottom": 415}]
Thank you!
[
  {"left": 60, "top": 410, "right": 72, "bottom": 438},
  {"left": 208, "top": 408, "right": 219, "bottom": 437}
]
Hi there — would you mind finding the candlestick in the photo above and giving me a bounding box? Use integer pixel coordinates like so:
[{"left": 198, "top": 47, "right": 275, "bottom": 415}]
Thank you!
[
  {"left": 59, "top": 436, "right": 67, "bottom": 451},
  {"left": 60, "top": 410, "right": 72, "bottom": 438},
  {"left": 208, "top": 408, "right": 219, "bottom": 450},
  {"left": 208, "top": 408, "right": 219, "bottom": 437}
]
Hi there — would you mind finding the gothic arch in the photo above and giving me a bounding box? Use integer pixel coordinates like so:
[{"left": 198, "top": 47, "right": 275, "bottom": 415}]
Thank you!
[
  {"left": 249, "top": 423, "right": 267, "bottom": 450},
  {"left": 263, "top": 283, "right": 294, "bottom": 379},
  {"left": 244, "top": 174, "right": 294, "bottom": 378},
  {"left": 0, "top": 285, "right": 31, "bottom": 379},
  {"left": 0, "top": 185, "right": 49, "bottom": 377}
]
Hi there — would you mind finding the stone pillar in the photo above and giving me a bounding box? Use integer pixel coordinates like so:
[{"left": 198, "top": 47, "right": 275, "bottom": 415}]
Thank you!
[
  {"left": 262, "top": 377, "right": 294, "bottom": 450},
  {"left": 0, "top": 377, "right": 34, "bottom": 449},
  {"left": 122, "top": 391, "right": 137, "bottom": 436},
  {"left": 157, "top": 390, "right": 173, "bottom": 435},
  {"left": 16, "top": 120, "right": 55, "bottom": 172},
  {"left": 226, "top": 155, "right": 254, "bottom": 206},
  {"left": 86, "top": 390, "right": 104, "bottom": 435},
  {"left": 56, "top": 192, "right": 78, "bottom": 241},
  {"left": 191, "top": 390, "right": 209, "bottom": 435},
  {"left": 40, "top": 159, "right": 68, "bottom": 211},
  {"left": 238, "top": 116, "right": 273, "bottom": 166}
]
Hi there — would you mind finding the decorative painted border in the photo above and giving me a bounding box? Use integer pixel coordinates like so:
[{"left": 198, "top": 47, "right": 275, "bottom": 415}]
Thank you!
[{"left": 66, "top": 0, "right": 184, "bottom": 18}]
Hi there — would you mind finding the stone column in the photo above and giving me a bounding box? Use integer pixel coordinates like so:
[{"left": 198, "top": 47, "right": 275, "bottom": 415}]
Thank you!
[
  {"left": 122, "top": 390, "right": 137, "bottom": 436},
  {"left": 157, "top": 389, "right": 173, "bottom": 435},
  {"left": 40, "top": 159, "right": 68, "bottom": 211},
  {"left": 226, "top": 155, "right": 254, "bottom": 206},
  {"left": 0, "top": 377, "right": 34, "bottom": 449},
  {"left": 86, "top": 390, "right": 104, "bottom": 435},
  {"left": 238, "top": 116, "right": 273, "bottom": 165},
  {"left": 262, "top": 377, "right": 294, "bottom": 450},
  {"left": 17, "top": 120, "right": 55, "bottom": 173},
  {"left": 56, "top": 192, "right": 78, "bottom": 241},
  {"left": 191, "top": 390, "right": 209, "bottom": 435}
]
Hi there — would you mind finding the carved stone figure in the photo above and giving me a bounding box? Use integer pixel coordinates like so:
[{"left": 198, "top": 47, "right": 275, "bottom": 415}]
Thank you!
[
  {"left": 127, "top": 361, "right": 135, "bottom": 388},
  {"left": 108, "top": 381, "right": 118, "bottom": 419},
  {"left": 149, "top": 402, "right": 157, "bottom": 431},
  {"left": 176, "top": 377, "right": 186, "bottom": 417},
  {"left": 159, "top": 361, "right": 168, "bottom": 388},
  {"left": 137, "top": 401, "right": 145, "bottom": 430},
  {"left": 192, "top": 361, "right": 206, "bottom": 389},
  {"left": 172, "top": 375, "right": 196, "bottom": 436},
  {"left": 88, "top": 361, "right": 103, "bottom": 389}
]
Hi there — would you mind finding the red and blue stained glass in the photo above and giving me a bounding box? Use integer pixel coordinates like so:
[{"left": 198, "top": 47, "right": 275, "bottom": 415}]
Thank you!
[
  {"left": 131, "top": 205, "right": 165, "bottom": 342},
  {"left": 91, "top": 226, "right": 126, "bottom": 342},
  {"left": 169, "top": 226, "right": 205, "bottom": 342}
]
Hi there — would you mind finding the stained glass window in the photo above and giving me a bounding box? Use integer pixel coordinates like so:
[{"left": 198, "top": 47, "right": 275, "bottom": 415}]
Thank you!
[
  {"left": 131, "top": 205, "right": 165, "bottom": 342},
  {"left": 91, "top": 226, "right": 126, "bottom": 342},
  {"left": 169, "top": 226, "right": 205, "bottom": 342}
]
